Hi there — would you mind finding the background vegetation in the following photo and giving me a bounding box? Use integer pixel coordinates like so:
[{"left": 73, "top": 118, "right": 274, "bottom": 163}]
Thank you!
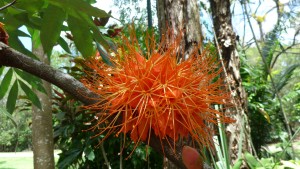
[{"left": 0, "top": 0, "right": 299, "bottom": 168}]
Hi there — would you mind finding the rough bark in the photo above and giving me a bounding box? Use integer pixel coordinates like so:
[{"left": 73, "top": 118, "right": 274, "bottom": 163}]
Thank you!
[
  {"left": 0, "top": 42, "right": 187, "bottom": 168},
  {"left": 31, "top": 42, "right": 54, "bottom": 168},
  {"left": 156, "top": 0, "right": 203, "bottom": 60},
  {"left": 209, "top": 0, "right": 252, "bottom": 166},
  {"left": 0, "top": 43, "right": 99, "bottom": 105},
  {"left": 156, "top": 1, "right": 204, "bottom": 168}
]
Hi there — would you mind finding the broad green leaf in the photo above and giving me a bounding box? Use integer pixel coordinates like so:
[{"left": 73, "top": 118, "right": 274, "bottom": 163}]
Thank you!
[
  {"left": 41, "top": 5, "right": 66, "bottom": 53},
  {"left": 14, "top": 0, "right": 44, "bottom": 14},
  {"left": 0, "top": 68, "right": 13, "bottom": 100},
  {"left": 67, "top": 15, "right": 94, "bottom": 58},
  {"left": 244, "top": 152, "right": 263, "bottom": 169},
  {"left": 8, "top": 31, "right": 37, "bottom": 59},
  {"left": 84, "top": 147, "right": 95, "bottom": 161},
  {"left": 49, "top": 0, "right": 110, "bottom": 19},
  {"left": 18, "top": 80, "right": 42, "bottom": 109},
  {"left": 275, "top": 64, "right": 300, "bottom": 92},
  {"left": 77, "top": 11, "right": 110, "bottom": 50},
  {"left": 6, "top": 80, "right": 18, "bottom": 113},
  {"left": 3, "top": 11, "right": 26, "bottom": 29},
  {"left": 31, "top": 29, "right": 42, "bottom": 49},
  {"left": 232, "top": 158, "right": 243, "bottom": 169},
  {"left": 96, "top": 42, "right": 113, "bottom": 66},
  {"left": 58, "top": 37, "right": 71, "bottom": 53},
  {"left": 57, "top": 148, "right": 82, "bottom": 169},
  {"left": 16, "top": 29, "right": 31, "bottom": 37},
  {"left": 4, "top": 11, "right": 41, "bottom": 30},
  {"left": 14, "top": 69, "right": 47, "bottom": 94},
  {"left": 0, "top": 67, "right": 4, "bottom": 76}
]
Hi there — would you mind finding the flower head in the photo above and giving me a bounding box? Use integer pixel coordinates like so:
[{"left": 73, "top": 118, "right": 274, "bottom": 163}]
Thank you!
[{"left": 82, "top": 28, "right": 233, "bottom": 154}]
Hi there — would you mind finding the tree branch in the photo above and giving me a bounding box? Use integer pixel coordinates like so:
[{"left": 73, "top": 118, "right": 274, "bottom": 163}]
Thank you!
[
  {"left": 0, "top": 0, "right": 17, "bottom": 11},
  {"left": 0, "top": 42, "right": 185, "bottom": 168},
  {"left": 0, "top": 42, "right": 99, "bottom": 105}
]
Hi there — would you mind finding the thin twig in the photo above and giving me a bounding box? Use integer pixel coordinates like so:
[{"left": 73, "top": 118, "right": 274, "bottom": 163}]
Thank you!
[
  {"left": 271, "top": 33, "right": 300, "bottom": 69},
  {"left": 0, "top": 0, "right": 16, "bottom": 11},
  {"left": 119, "top": 134, "right": 123, "bottom": 169},
  {"left": 100, "top": 142, "right": 111, "bottom": 169}
]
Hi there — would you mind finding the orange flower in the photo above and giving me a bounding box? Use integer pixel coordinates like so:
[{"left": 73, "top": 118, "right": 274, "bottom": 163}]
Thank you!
[
  {"left": 82, "top": 29, "right": 233, "bottom": 153},
  {"left": 0, "top": 22, "right": 9, "bottom": 45}
]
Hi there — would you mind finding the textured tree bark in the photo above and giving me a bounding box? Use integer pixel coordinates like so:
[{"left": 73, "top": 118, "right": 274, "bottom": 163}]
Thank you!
[
  {"left": 31, "top": 42, "right": 55, "bottom": 169},
  {"left": 209, "top": 0, "right": 252, "bottom": 167},
  {"left": 156, "top": 0, "right": 203, "bottom": 60},
  {"left": 156, "top": 1, "right": 204, "bottom": 168}
]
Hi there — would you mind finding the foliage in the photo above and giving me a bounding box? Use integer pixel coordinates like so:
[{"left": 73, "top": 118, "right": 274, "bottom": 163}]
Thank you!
[
  {"left": 238, "top": 0, "right": 300, "bottom": 155},
  {"left": 0, "top": 0, "right": 111, "bottom": 114},
  {"left": 0, "top": 0, "right": 165, "bottom": 168},
  {"left": 0, "top": 105, "right": 32, "bottom": 152},
  {"left": 51, "top": 27, "right": 164, "bottom": 168},
  {"left": 53, "top": 88, "right": 163, "bottom": 169},
  {"left": 244, "top": 151, "right": 300, "bottom": 169},
  {"left": 0, "top": 0, "right": 299, "bottom": 168},
  {"left": 283, "top": 82, "right": 300, "bottom": 132},
  {"left": 240, "top": 51, "right": 275, "bottom": 155}
]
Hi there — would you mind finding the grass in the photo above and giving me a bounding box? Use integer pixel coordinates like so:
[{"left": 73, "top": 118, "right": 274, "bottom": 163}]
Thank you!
[
  {"left": 0, "top": 157, "right": 33, "bottom": 169},
  {"left": 0, "top": 151, "right": 60, "bottom": 169}
]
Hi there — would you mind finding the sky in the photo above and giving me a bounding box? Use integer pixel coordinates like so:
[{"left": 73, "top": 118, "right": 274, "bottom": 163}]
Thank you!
[
  {"left": 20, "top": 0, "right": 298, "bottom": 51},
  {"left": 91, "top": 0, "right": 299, "bottom": 46}
]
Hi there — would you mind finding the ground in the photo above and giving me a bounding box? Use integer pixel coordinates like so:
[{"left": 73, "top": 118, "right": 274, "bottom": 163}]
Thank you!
[
  {"left": 0, "top": 150, "right": 60, "bottom": 169},
  {"left": 0, "top": 142, "right": 299, "bottom": 169}
]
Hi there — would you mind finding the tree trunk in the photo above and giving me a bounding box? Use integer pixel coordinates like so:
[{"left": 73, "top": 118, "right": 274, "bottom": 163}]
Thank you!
[
  {"left": 156, "top": 0, "right": 203, "bottom": 59},
  {"left": 209, "top": 0, "right": 252, "bottom": 167},
  {"left": 0, "top": 40, "right": 189, "bottom": 169},
  {"left": 31, "top": 40, "right": 55, "bottom": 169},
  {"left": 156, "top": 1, "right": 204, "bottom": 168}
]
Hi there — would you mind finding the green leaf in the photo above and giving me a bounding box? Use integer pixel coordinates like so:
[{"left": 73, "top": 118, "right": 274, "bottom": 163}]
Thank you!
[
  {"left": 244, "top": 152, "right": 263, "bottom": 169},
  {"left": 0, "top": 68, "right": 13, "bottom": 100},
  {"left": 4, "top": 10, "right": 41, "bottom": 30},
  {"left": 8, "top": 30, "right": 37, "bottom": 59},
  {"left": 58, "top": 37, "right": 71, "bottom": 53},
  {"left": 41, "top": 5, "right": 66, "bottom": 53},
  {"left": 18, "top": 80, "right": 42, "bottom": 109},
  {"left": 16, "top": 29, "right": 31, "bottom": 37},
  {"left": 275, "top": 64, "right": 300, "bottom": 92},
  {"left": 57, "top": 148, "right": 82, "bottom": 169},
  {"left": 14, "top": 69, "right": 47, "bottom": 94},
  {"left": 77, "top": 11, "right": 110, "bottom": 50},
  {"left": 3, "top": 11, "right": 26, "bottom": 29},
  {"left": 232, "top": 158, "right": 243, "bottom": 169},
  {"left": 14, "top": 0, "right": 44, "bottom": 14},
  {"left": 31, "top": 29, "right": 42, "bottom": 49},
  {"left": 49, "top": 0, "right": 110, "bottom": 18},
  {"left": 6, "top": 80, "right": 18, "bottom": 113},
  {"left": 84, "top": 147, "right": 95, "bottom": 161},
  {"left": 96, "top": 42, "right": 113, "bottom": 66},
  {"left": 67, "top": 14, "right": 94, "bottom": 58},
  {"left": 0, "top": 67, "right": 4, "bottom": 76}
]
